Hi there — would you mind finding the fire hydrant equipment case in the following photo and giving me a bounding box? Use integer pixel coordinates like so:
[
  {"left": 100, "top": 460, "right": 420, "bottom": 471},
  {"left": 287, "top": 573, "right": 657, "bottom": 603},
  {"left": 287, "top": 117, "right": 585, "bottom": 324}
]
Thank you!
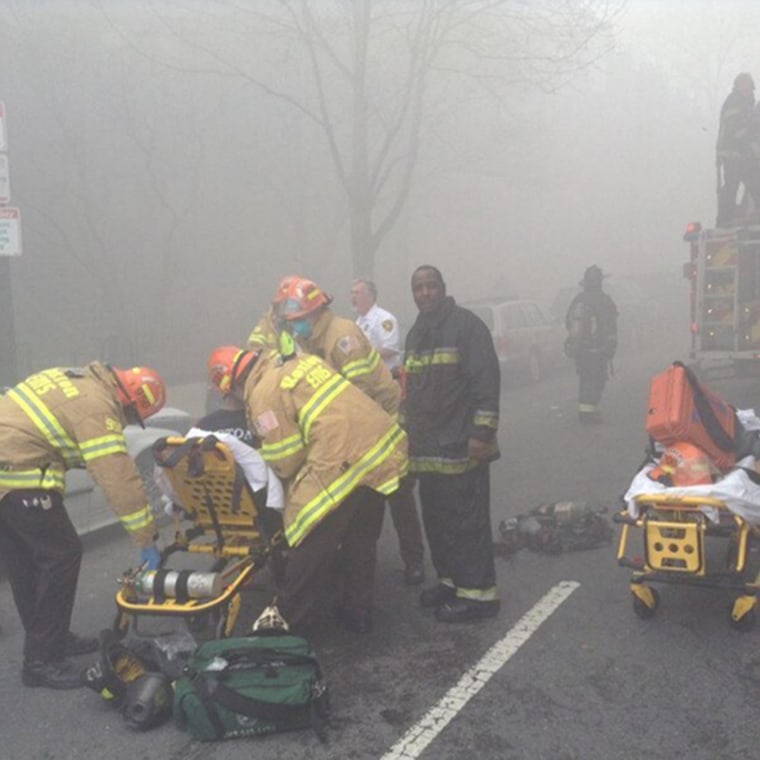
[{"left": 646, "top": 361, "right": 737, "bottom": 469}]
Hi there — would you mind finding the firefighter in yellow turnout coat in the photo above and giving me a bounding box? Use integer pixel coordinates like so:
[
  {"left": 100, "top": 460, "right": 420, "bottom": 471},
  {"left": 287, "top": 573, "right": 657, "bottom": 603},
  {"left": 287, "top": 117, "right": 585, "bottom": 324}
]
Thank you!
[
  {"left": 245, "top": 275, "right": 299, "bottom": 352},
  {"left": 0, "top": 362, "right": 166, "bottom": 689},
  {"left": 277, "top": 277, "right": 400, "bottom": 416},
  {"left": 208, "top": 346, "right": 408, "bottom": 634}
]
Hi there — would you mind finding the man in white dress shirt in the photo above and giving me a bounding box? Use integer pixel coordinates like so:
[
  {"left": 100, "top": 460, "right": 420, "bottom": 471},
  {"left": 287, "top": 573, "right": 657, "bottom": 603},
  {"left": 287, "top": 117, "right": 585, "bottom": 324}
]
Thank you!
[
  {"left": 352, "top": 279, "right": 402, "bottom": 371},
  {"left": 351, "top": 278, "right": 426, "bottom": 585}
]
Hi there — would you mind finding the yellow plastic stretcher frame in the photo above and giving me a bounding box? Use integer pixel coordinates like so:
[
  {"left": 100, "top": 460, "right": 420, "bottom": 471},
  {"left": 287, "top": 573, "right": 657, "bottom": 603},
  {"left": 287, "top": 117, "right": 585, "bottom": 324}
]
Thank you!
[
  {"left": 615, "top": 493, "right": 760, "bottom": 629},
  {"left": 115, "top": 435, "right": 269, "bottom": 638}
]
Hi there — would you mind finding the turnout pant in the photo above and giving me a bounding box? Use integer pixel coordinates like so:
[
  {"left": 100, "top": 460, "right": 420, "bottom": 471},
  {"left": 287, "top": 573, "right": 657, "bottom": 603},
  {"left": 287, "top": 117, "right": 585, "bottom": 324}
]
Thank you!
[
  {"left": 417, "top": 467, "right": 498, "bottom": 601},
  {"left": 386, "top": 475, "right": 425, "bottom": 570},
  {"left": 0, "top": 489, "right": 82, "bottom": 662},
  {"left": 576, "top": 350, "right": 609, "bottom": 414},
  {"left": 716, "top": 159, "right": 757, "bottom": 227},
  {"left": 277, "top": 487, "right": 385, "bottom": 628}
]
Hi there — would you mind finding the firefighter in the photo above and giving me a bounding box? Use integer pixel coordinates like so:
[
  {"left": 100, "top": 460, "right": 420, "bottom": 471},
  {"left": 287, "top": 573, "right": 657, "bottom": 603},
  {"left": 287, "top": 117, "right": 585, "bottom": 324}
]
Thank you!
[
  {"left": 0, "top": 363, "right": 166, "bottom": 689},
  {"left": 207, "top": 346, "right": 408, "bottom": 634},
  {"left": 716, "top": 72, "right": 757, "bottom": 228},
  {"left": 245, "top": 274, "right": 298, "bottom": 352},
  {"left": 404, "top": 265, "right": 501, "bottom": 623},
  {"left": 277, "top": 276, "right": 399, "bottom": 415},
  {"left": 279, "top": 276, "right": 424, "bottom": 583},
  {"left": 565, "top": 265, "right": 618, "bottom": 424}
]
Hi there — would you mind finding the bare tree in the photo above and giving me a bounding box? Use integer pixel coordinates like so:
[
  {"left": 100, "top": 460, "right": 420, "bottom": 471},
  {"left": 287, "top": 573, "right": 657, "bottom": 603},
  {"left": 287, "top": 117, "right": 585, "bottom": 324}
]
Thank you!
[{"left": 108, "top": 0, "right": 621, "bottom": 278}]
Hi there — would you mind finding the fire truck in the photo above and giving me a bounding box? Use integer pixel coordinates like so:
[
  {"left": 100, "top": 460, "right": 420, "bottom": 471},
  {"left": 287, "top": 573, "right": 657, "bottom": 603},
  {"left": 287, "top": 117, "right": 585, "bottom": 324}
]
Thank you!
[{"left": 683, "top": 222, "right": 760, "bottom": 376}]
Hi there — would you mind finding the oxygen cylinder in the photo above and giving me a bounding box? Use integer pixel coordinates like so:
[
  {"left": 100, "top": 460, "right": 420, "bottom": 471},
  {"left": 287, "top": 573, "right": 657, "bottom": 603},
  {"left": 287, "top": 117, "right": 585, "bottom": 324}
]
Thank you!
[
  {"left": 134, "top": 570, "right": 222, "bottom": 599},
  {"left": 533, "top": 501, "right": 592, "bottom": 523}
]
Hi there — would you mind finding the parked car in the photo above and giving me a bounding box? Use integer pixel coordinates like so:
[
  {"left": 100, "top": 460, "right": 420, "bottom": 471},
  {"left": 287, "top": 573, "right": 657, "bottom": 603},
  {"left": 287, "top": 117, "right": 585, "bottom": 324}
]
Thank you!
[{"left": 463, "top": 298, "right": 567, "bottom": 383}]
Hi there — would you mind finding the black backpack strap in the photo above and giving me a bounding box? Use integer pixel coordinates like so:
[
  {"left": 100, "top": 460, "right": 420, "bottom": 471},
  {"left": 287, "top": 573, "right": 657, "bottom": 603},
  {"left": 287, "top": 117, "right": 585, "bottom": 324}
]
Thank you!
[
  {"left": 153, "top": 437, "right": 202, "bottom": 470},
  {"left": 220, "top": 647, "right": 322, "bottom": 673},
  {"left": 208, "top": 680, "right": 308, "bottom": 722},
  {"left": 674, "top": 361, "right": 736, "bottom": 453},
  {"left": 202, "top": 481, "right": 226, "bottom": 550},
  {"left": 207, "top": 670, "right": 329, "bottom": 742},
  {"left": 229, "top": 462, "right": 246, "bottom": 515}
]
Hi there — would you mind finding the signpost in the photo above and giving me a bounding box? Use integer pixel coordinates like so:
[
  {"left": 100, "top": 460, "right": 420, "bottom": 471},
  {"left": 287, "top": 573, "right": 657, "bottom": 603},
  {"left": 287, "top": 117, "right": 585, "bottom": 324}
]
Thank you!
[
  {"left": 0, "top": 154, "right": 10, "bottom": 204},
  {"left": 0, "top": 207, "right": 22, "bottom": 256},
  {"left": 0, "top": 99, "right": 18, "bottom": 386},
  {"left": 0, "top": 101, "right": 6, "bottom": 151}
]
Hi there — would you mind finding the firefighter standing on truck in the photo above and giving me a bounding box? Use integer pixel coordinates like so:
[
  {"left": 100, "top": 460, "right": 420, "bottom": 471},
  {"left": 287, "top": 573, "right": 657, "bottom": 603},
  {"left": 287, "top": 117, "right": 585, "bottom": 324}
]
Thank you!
[
  {"left": 349, "top": 277, "right": 426, "bottom": 585},
  {"left": 206, "top": 346, "right": 408, "bottom": 635},
  {"left": 404, "top": 265, "right": 501, "bottom": 623},
  {"left": 565, "top": 265, "right": 618, "bottom": 425},
  {"left": 0, "top": 363, "right": 166, "bottom": 689},
  {"left": 716, "top": 72, "right": 757, "bottom": 228}
]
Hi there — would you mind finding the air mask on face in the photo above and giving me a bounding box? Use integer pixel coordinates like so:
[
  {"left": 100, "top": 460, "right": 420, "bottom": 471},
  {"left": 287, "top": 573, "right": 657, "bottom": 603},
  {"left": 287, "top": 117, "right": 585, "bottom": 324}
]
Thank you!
[{"left": 290, "top": 318, "right": 313, "bottom": 339}]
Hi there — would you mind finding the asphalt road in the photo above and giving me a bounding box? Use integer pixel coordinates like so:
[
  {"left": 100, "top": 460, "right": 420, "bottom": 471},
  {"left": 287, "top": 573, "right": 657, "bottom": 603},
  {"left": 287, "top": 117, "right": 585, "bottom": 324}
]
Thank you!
[{"left": 3, "top": 336, "right": 760, "bottom": 759}]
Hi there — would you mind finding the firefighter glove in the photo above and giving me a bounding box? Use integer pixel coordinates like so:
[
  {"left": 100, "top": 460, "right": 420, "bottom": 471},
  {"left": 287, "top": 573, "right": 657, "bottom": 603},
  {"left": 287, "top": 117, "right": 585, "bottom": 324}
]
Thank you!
[{"left": 139, "top": 545, "right": 161, "bottom": 570}]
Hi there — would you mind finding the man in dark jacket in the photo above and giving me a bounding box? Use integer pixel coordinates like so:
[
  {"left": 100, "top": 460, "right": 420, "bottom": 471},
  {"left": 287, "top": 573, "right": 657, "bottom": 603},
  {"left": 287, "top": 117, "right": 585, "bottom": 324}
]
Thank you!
[
  {"left": 716, "top": 72, "right": 756, "bottom": 228},
  {"left": 565, "top": 265, "right": 618, "bottom": 424},
  {"left": 404, "top": 266, "right": 501, "bottom": 623}
]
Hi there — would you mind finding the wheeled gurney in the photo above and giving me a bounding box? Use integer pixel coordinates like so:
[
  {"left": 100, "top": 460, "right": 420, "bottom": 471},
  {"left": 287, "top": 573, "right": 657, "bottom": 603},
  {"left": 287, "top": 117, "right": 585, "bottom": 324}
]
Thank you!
[
  {"left": 615, "top": 493, "right": 760, "bottom": 630},
  {"left": 115, "top": 435, "right": 277, "bottom": 639}
]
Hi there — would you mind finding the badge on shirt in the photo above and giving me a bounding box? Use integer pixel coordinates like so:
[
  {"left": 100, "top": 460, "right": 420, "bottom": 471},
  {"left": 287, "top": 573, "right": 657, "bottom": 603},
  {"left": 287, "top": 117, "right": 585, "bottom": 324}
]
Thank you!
[
  {"left": 382, "top": 319, "right": 394, "bottom": 332},
  {"left": 254, "top": 410, "right": 279, "bottom": 437},
  {"left": 337, "top": 335, "right": 359, "bottom": 354}
]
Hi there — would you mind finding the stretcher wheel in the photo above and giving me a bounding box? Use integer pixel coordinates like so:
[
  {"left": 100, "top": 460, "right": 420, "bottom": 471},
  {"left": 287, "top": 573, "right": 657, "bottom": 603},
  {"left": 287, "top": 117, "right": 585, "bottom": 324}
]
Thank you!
[
  {"left": 729, "top": 606, "right": 756, "bottom": 633},
  {"left": 632, "top": 587, "right": 659, "bottom": 619}
]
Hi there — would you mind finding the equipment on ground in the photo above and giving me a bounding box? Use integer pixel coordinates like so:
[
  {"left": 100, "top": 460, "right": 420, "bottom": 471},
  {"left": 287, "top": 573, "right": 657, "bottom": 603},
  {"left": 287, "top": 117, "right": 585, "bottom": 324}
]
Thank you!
[
  {"left": 173, "top": 633, "right": 329, "bottom": 742},
  {"left": 83, "top": 629, "right": 175, "bottom": 731},
  {"left": 123, "top": 672, "right": 174, "bottom": 731},
  {"left": 83, "top": 629, "right": 155, "bottom": 702},
  {"left": 497, "top": 501, "right": 613, "bottom": 555}
]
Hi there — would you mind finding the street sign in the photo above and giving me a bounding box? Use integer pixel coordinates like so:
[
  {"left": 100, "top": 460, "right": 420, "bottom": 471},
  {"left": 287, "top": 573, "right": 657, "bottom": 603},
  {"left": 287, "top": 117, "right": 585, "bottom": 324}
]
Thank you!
[
  {"left": 0, "top": 154, "right": 9, "bottom": 204},
  {"left": 0, "top": 101, "right": 6, "bottom": 151},
  {"left": 0, "top": 207, "right": 22, "bottom": 256}
]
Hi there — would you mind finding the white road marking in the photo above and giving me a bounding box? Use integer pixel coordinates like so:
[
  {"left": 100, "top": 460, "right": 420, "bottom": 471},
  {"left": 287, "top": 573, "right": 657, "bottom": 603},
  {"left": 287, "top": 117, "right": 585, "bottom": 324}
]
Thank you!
[{"left": 381, "top": 580, "right": 581, "bottom": 760}]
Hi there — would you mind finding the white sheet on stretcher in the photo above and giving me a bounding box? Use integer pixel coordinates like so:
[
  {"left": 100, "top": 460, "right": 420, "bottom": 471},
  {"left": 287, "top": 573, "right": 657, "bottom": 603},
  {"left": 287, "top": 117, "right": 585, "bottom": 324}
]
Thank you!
[{"left": 624, "top": 456, "right": 760, "bottom": 525}]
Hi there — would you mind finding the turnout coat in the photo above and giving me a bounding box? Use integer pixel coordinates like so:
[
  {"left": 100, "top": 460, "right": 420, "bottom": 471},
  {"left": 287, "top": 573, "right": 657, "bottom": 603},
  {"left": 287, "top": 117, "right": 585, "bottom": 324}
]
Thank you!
[
  {"left": 244, "top": 352, "right": 408, "bottom": 548},
  {"left": 0, "top": 362, "right": 156, "bottom": 546},
  {"left": 298, "top": 309, "right": 400, "bottom": 415}
]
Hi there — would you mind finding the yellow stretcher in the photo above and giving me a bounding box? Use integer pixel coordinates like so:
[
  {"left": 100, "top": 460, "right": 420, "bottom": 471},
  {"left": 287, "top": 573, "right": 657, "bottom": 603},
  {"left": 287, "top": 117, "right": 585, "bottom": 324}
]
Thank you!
[
  {"left": 615, "top": 493, "right": 760, "bottom": 630},
  {"left": 115, "top": 435, "right": 276, "bottom": 639}
]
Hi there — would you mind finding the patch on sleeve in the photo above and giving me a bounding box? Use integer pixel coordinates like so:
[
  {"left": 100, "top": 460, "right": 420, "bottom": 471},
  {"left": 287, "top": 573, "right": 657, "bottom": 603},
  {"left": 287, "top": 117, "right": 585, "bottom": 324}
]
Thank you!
[
  {"left": 253, "top": 410, "right": 279, "bottom": 437},
  {"left": 105, "top": 416, "right": 123, "bottom": 433},
  {"left": 337, "top": 335, "right": 360, "bottom": 354},
  {"left": 382, "top": 319, "right": 394, "bottom": 332}
]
